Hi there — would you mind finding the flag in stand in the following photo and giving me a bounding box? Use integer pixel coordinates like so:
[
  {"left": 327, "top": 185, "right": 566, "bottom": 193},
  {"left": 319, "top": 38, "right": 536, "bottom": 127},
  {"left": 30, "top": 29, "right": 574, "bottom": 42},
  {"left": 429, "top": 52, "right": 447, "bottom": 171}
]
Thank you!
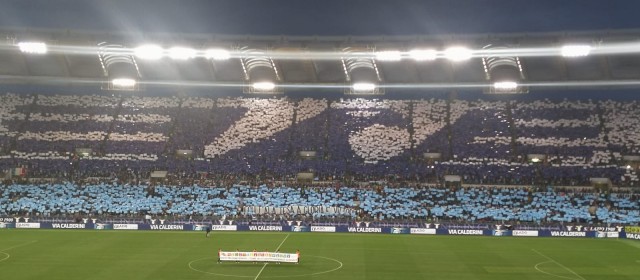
[{"left": 12, "top": 167, "right": 26, "bottom": 177}]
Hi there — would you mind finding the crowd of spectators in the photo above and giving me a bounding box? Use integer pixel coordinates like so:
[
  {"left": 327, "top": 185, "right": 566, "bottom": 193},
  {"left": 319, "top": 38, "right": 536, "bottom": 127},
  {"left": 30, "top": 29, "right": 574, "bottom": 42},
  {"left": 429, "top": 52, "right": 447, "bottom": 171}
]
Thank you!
[
  {"left": 0, "top": 93, "right": 637, "bottom": 186},
  {"left": 2, "top": 183, "right": 638, "bottom": 225}
]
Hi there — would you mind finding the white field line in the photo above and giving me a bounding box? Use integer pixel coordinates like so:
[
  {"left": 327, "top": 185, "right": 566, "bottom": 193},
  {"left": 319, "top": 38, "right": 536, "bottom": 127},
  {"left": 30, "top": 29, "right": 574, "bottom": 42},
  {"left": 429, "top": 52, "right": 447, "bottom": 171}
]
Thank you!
[
  {"left": 0, "top": 240, "right": 38, "bottom": 252},
  {"left": 255, "top": 234, "right": 290, "bottom": 280},
  {"left": 534, "top": 261, "right": 581, "bottom": 280},
  {"left": 532, "top": 249, "right": 586, "bottom": 280},
  {"left": 0, "top": 240, "right": 39, "bottom": 264}
]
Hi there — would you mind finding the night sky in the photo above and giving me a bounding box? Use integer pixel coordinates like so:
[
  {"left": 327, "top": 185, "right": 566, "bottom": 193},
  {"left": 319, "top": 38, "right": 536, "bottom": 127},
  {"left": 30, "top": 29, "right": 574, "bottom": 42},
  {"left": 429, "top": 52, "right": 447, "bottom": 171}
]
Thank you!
[{"left": 1, "top": 0, "right": 639, "bottom": 36}]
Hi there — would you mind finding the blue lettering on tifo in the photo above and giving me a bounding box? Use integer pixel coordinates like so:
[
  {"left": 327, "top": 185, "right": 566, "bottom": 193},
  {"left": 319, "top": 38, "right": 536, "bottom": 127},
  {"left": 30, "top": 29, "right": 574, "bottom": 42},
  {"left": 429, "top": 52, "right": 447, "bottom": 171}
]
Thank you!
[
  {"left": 150, "top": 224, "right": 184, "bottom": 230},
  {"left": 248, "top": 226, "right": 283, "bottom": 231},
  {"left": 447, "top": 229, "right": 483, "bottom": 235},
  {"left": 550, "top": 231, "right": 586, "bottom": 237}
]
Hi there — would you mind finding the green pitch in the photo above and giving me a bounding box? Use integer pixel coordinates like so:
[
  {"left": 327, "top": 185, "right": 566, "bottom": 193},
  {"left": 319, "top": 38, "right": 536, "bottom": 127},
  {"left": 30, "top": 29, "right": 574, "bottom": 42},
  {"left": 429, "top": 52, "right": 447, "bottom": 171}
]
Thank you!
[{"left": 1, "top": 230, "right": 639, "bottom": 280}]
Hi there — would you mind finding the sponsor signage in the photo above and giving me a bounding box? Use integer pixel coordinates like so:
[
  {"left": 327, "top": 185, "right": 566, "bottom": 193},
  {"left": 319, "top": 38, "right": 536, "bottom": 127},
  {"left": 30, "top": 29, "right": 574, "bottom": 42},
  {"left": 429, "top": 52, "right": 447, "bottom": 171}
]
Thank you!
[
  {"left": 606, "top": 232, "right": 619, "bottom": 238},
  {"left": 347, "top": 227, "right": 382, "bottom": 233},
  {"left": 512, "top": 230, "right": 539, "bottom": 237},
  {"left": 310, "top": 226, "right": 336, "bottom": 232},
  {"left": 492, "top": 230, "right": 511, "bottom": 237},
  {"left": 625, "top": 226, "right": 640, "bottom": 234},
  {"left": 211, "top": 225, "right": 237, "bottom": 231},
  {"left": 16, "top": 222, "right": 40, "bottom": 229},
  {"left": 550, "top": 231, "right": 587, "bottom": 237},
  {"left": 626, "top": 233, "right": 640, "bottom": 240},
  {"left": 291, "top": 226, "right": 310, "bottom": 232},
  {"left": 113, "top": 224, "right": 139, "bottom": 230},
  {"left": 248, "top": 226, "right": 283, "bottom": 231},
  {"left": 567, "top": 225, "right": 623, "bottom": 232},
  {"left": 447, "top": 229, "right": 484, "bottom": 235},
  {"left": 390, "top": 227, "right": 410, "bottom": 234},
  {"left": 0, "top": 217, "right": 14, "bottom": 223},
  {"left": 149, "top": 224, "right": 184, "bottom": 231},
  {"left": 410, "top": 228, "right": 436, "bottom": 235},
  {"left": 94, "top": 223, "right": 112, "bottom": 230},
  {"left": 51, "top": 223, "right": 86, "bottom": 229}
]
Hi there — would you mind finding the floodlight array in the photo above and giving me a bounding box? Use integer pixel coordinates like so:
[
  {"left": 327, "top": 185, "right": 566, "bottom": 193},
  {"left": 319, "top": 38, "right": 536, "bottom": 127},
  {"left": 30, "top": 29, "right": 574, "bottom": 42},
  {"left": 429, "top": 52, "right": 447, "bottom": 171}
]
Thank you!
[
  {"left": 17, "top": 42, "right": 48, "bottom": 54},
  {"left": 133, "top": 45, "right": 231, "bottom": 61},
  {"left": 493, "top": 81, "right": 519, "bottom": 90},
  {"left": 444, "top": 47, "right": 473, "bottom": 62},
  {"left": 112, "top": 78, "right": 137, "bottom": 88},
  {"left": 352, "top": 82, "right": 376, "bottom": 92},
  {"left": 561, "top": 45, "right": 592, "bottom": 57},
  {"left": 134, "top": 45, "right": 163, "bottom": 60},
  {"left": 168, "top": 47, "right": 196, "bottom": 60}
]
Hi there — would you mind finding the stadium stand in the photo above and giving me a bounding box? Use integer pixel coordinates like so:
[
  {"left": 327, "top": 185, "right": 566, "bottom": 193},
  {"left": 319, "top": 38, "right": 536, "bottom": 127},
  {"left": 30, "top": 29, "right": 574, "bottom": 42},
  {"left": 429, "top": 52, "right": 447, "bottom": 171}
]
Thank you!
[
  {"left": 0, "top": 93, "right": 638, "bottom": 186},
  {"left": 1, "top": 183, "right": 638, "bottom": 226}
]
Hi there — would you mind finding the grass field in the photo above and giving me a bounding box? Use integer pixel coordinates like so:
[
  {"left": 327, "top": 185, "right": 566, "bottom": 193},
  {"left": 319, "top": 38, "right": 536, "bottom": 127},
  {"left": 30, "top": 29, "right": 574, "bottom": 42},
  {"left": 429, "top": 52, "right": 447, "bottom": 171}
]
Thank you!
[{"left": 1, "top": 230, "right": 640, "bottom": 280}]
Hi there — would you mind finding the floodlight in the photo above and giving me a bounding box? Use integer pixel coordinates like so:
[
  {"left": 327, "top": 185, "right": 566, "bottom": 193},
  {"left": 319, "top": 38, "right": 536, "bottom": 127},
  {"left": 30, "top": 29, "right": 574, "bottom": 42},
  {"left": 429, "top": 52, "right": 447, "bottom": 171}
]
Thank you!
[
  {"left": 17, "top": 42, "right": 47, "bottom": 54},
  {"left": 627, "top": 165, "right": 632, "bottom": 169},
  {"left": 111, "top": 78, "right": 137, "bottom": 88},
  {"left": 493, "top": 81, "right": 518, "bottom": 90},
  {"left": 375, "top": 50, "right": 402, "bottom": 61},
  {"left": 444, "top": 47, "right": 472, "bottom": 61},
  {"left": 134, "top": 45, "right": 164, "bottom": 60},
  {"left": 205, "top": 49, "right": 231, "bottom": 60},
  {"left": 252, "top": 82, "right": 276, "bottom": 91},
  {"left": 561, "top": 45, "right": 592, "bottom": 57},
  {"left": 409, "top": 49, "right": 437, "bottom": 61},
  {"left": 352, "top": 82, "right": 376, "bottom": 92},
  {"left": 168, "top": 47, "right": 196, "bottom": 60}
]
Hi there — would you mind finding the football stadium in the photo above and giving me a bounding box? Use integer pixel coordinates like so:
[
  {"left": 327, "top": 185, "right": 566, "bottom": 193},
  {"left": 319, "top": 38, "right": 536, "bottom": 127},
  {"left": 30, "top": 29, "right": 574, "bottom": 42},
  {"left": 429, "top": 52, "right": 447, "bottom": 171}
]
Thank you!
[{"left": 1, "top": 1, "right": 640, "bottom": 279}]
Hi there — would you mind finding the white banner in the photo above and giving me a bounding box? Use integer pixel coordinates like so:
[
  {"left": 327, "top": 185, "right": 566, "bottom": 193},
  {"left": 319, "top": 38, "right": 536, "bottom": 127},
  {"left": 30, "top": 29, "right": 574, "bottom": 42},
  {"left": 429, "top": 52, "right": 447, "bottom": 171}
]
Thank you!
[
  {"left": 211, "top": 225, "right": 237, "bottom": 231},
  {"left": 596, "top": 231, "right": 620, "bottom": 238},
  {"left": 219, "top": 251, "right": 298, "bottom": 263},
  {"left": 113, "top": 224, "right": 139, "bottom": 230},
  {"left": 410, "top": 228, "right": 436, "bottom": 235},
  {"left": 311, "top": 226, "right": 336, "bottom": 232},
  {"left": 16, "top": 222, "right": 40, "bottom": 229},
  {"left": 512, "top": 230, "right": 539, "bottom": 237},
  {"left": 606, "top": 232, "right": 620, "bottom": 238}
]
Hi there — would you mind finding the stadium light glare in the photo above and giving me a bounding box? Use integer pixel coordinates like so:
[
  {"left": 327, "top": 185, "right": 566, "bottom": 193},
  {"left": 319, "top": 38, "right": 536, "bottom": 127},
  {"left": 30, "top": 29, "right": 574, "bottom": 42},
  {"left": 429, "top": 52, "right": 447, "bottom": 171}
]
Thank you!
[
  {"left": 17, "top": 42, "right": 48, "bottom": 54},
  {"left": 111, "top": 78, "right": 137, "bottom": 88},
  {"left": 375, "top": 50, "right": 402, "bottom": 61},
  {"left": 409, "top": 49, "right": 437, "bottom": 61},
  {"left": 493, "top": 81, "right": 519, "bottom": 90},
  {"left": 352, "top": 82, "right": 377, "bottom": 92},
  {"left": 252, "top": 81, "right": 276, "bottom": 91},
  {"left": 561, "top": 45, "right": 592, "bottom": 57},
  {"left": 134, "top": 45, "right": 164, "bottom": 60},
  {"left": 444, "top": 47, "right": 472, "bottom": 62},
  {"left": 168, "top": 47, "right": 196, "bottom": 60},
  {"left": 205, "top": 49, "right": 231, "bottom": 60}
]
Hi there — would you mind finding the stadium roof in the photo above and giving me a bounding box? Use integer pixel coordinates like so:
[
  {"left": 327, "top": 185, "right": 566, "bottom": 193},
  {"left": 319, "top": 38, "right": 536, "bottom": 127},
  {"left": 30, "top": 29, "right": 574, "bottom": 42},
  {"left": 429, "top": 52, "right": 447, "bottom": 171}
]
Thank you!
[{"left": 1, "top": 0, "right": 640, "bottom": 94}]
